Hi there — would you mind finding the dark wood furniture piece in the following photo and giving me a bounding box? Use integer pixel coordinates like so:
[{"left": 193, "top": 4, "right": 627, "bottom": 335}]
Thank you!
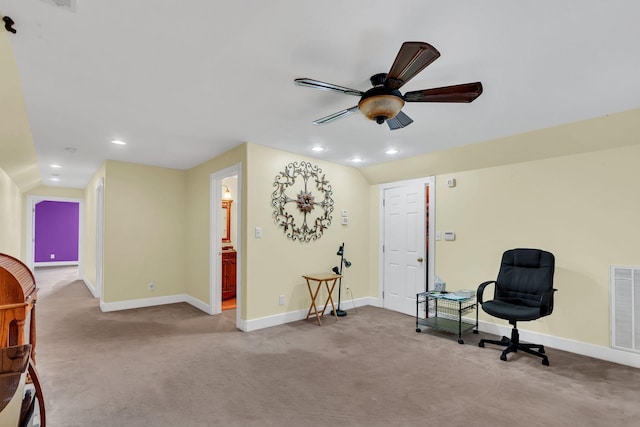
[
  {"left": 0, "top": 344, "right": 31, "bottom": 425},
  {"left": 221, "top": 250, "right": 237, "bottom": 301},
  {"left": 0, "top": 254, "right": 37, "bottom": 354},
  {"left": 0, "top": 253, "right": 45, "bottom": 426}
]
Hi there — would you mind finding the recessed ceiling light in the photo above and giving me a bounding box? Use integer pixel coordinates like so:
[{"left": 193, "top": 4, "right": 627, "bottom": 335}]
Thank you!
[
  {"left": 65, "top": 147, "right": 77, "bottom": 153},
  {"left": 111, "top": 140, "right": 127, "bottom": 145},
  {"left": 50, "top": 177, "right": 60, "bottom": 182},
  {"left": 385, "top": 148, "right": 399, "bottom": 155},
  {"left": 351, "top": 157, "right": 364, "bottom": 163},
  {"left": 312, "top": 146, "right": 324, "bottom": 152},
  {"left": 50, "top": 164, "right": 62, "bottom": 168}
]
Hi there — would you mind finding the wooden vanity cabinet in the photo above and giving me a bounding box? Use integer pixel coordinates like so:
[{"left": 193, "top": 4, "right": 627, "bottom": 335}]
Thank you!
[{"left": 222, "top": 250, "right": 237, "bottom": 300}]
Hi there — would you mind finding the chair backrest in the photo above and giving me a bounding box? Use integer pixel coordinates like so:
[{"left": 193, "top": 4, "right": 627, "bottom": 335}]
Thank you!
[{"left": 495, "top": 248, "right": 555, "bottom": 308}]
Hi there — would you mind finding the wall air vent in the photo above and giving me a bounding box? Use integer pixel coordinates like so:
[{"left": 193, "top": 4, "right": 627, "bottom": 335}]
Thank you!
[
  {"left": 40, "top": 0, "right": 76, "bottom": 12},
  {"left": 610, "top": 266, "right": 640, "bottom": 353}
]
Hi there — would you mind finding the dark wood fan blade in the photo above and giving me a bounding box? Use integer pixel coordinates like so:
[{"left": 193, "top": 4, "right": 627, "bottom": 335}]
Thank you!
[
  {"left": 387, "top": 111, "right": 413, "bottom": 130},
  {"left": 386, "top": 42, "right": 441, "bottom": 89},
  {"left": 404, "top": 82, "right": 483, "bottom": 103},
  {"left": 313, "top": 106, "right": 360, "bottom": 125},
  {"left": 295, "top": 78, "right": 363, "bottom": 96}
]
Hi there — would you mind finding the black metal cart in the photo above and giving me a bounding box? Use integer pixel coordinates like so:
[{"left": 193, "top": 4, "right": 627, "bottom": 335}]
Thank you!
[{"left": 415, "top": 291, "right": 478, "bottom": 344}]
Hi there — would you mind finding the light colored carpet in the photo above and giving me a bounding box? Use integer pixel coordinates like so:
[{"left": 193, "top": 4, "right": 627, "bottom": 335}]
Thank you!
[{"left": 33, "top": 267, "right": 640, "bottom": 426}]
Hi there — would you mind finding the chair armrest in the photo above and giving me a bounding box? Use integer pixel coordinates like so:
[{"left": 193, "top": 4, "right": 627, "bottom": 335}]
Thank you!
[
  {"left": 477, "top": 281, "right": 496, "bottom": 305},
  {"left": 540, "top": 288, "right": 557, "bottom": 316}
]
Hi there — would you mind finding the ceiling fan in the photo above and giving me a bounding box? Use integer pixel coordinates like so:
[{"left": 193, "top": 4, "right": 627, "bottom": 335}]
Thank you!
[{"left": 294, "top": 41, "right": 483, "bottom": 130}]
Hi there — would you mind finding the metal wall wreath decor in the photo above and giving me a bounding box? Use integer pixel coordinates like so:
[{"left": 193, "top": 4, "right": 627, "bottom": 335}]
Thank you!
[{"left": 271, "top": 161, "right": 334, "bottom": 242}]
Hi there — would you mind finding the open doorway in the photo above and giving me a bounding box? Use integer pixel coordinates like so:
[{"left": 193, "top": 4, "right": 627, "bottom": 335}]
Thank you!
[
  {"left": 25, "top": 195, "right": 84, "bottom": 277},
  {"left": 221, "top": 175, "right": 237, "bottom": 311},
  {"left": 210, "top": 163, "right": 242, "bottom": 328}
]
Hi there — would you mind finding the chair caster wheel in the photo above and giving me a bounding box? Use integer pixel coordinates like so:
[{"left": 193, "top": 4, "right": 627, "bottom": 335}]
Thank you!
[
  {"left": 500, "top": 354, "right": 507, "bottom": 361},
  {"left": 458, "top": 339, "right": 464, "bottom": 344},
  {"left": 542, "top": 358, "right": 549, "bottom": 366},
  {"left": 416, "top": 328, "right": 421, "bottom": 333},
  {"left": 478, "top": 341, "right": 485, "bottom": 348}
]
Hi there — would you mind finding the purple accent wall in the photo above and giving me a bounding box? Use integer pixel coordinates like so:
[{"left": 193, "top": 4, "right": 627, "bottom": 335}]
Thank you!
[{"left": 34, "top": 201, "right": 79, "bottom": 263}]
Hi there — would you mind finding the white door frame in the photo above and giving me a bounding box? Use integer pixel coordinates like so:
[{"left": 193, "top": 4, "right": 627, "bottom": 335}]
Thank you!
[
  {"left": 378, "top": 176, "right": 435, "bottom": 303},
  {"left": 95, "top": 178, "right": 105, "bottom": 301},
  {"left": 210, "top": 163, "right": 242, "bottom": 328},
  {"left": 25, "top": 195, "right": 84, "bottom": 278}
]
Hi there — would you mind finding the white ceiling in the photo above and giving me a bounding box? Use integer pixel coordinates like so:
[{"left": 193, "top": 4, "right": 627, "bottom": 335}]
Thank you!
[{"left": 2, "top": 0, "right": 640, "bottom": 188}]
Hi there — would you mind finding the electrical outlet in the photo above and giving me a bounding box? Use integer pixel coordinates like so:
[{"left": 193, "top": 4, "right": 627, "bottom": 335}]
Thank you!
[
  {"left": 50, "top": 253, "right": 55, "bottom": 259},
  {"left": 148, "top": 282, "right": 155, "bottom": 291},
  {"left": 279, "top": 294, "right": 285, "bottom": 305}
]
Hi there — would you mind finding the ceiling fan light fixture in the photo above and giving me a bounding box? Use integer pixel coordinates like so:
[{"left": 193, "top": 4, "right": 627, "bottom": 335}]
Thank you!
[{"left": 358, "top": 94, "right": 404, "bottom": 124}]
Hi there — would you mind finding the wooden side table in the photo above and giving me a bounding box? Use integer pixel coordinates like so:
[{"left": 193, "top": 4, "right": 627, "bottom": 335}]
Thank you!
[{"left": 302, "top": 273, "right": 341, "bottom": 325}]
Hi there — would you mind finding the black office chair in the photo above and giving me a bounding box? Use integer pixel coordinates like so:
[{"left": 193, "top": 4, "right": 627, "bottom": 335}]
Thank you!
[{"left": 477, "top": 248, "right": 557, "bottom": 366}]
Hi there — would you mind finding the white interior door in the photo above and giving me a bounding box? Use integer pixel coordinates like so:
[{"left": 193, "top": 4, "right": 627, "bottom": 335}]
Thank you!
[{"left": 382, "top": 180, "right": 427, "bottom": 315}]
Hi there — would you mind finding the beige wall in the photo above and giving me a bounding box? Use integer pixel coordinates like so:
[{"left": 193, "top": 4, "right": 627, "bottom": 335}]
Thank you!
[
  {"left": 434, "top": 144, "right": 640, "bottom": 346},
  {"left": 102, "top": 161, "right": 187, "bottom": 302},
  {"left": 361, "top": 108, "right": 640, "bottom": 185},
  {"left": 0, "top": 30, "right": 40, "bottom": 192},
  {"left": 185, "top": 145, "right": 246, "bottom": 306},
  {"left": 25, "top": 185, "right": 85, "bottom": 199},
  {"left": 364, "top": 110, "right": 640, "bottom": 348},
  {"left": 244, "top": 143, "right": 371, "bottom": 319},
  {"left": 0, "top": 167, "right": 22, "bottom": 258}
]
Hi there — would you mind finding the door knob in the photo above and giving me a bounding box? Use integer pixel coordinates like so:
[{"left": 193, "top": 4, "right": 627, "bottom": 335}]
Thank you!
[{"left": 417, "top": 257, "right": 424, "bottom": 263}]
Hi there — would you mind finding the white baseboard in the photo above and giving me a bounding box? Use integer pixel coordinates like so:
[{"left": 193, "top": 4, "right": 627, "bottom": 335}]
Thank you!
[
  {"left": 81, "top": 275, "right": 97, "bottom": 298},
  {"left": 100, "top": 294, "right": 187, "bottom": 312},
  {"left": 184, "top": 294, "right": 213, "bottom": 314},
  {"left": 97, "top": 292, "right": 213, "bottom": 315},
  {"left": 35, "top": 261, "right": 79, "bottom": 267},
  {"left": 243, "top": 296, "right": 376, "bottom": 332},
  {"left": 476, "top": 320, "right": 640, "bottom": 369}
]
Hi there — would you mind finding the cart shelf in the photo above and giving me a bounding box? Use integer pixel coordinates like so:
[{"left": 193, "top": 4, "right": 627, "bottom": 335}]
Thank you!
[{"left": 415, "top": 291, "right": 478, "bottom": 344}]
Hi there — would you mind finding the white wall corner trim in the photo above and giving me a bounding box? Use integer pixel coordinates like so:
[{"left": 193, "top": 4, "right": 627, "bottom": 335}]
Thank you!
[
  {"left": 184, "top": 295, "right": 213, "bottom": 314},
  {"left": 81, "top": 275, "right": 97, "bottom": 298}
]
